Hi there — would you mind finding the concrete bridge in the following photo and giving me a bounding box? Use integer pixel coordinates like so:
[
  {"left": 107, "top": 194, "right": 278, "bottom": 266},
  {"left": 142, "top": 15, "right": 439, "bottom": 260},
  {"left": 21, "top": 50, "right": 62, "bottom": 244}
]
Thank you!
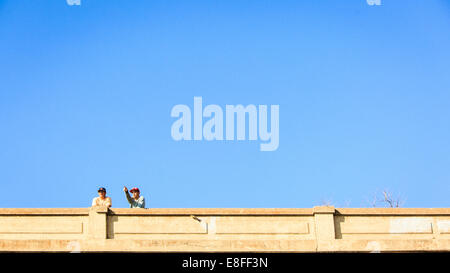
[{"left": 0, "top": 206, "right": 449, "bottom": 252}]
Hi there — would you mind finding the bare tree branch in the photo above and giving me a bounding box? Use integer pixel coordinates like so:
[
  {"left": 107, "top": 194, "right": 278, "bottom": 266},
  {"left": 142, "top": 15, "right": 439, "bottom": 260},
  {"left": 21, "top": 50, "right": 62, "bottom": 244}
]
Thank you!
[{"left": 377, "top": 189, "right": 404, "bottom": 208}]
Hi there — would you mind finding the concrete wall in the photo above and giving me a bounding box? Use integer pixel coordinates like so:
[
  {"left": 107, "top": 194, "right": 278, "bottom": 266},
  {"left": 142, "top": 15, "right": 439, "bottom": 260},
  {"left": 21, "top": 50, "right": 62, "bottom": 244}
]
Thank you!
[{"left": 0, "top": 206, "right": 449, "bottom": 252}]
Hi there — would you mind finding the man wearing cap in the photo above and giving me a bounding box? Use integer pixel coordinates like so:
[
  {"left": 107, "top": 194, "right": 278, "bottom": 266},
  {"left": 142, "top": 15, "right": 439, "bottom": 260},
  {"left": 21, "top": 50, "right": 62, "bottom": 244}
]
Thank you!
[
  {"left": 91, "top": 187, "right": 112, "bottom": 208},
  {"left": 123, "top": 186, "right": 145, "bottom": 208}
]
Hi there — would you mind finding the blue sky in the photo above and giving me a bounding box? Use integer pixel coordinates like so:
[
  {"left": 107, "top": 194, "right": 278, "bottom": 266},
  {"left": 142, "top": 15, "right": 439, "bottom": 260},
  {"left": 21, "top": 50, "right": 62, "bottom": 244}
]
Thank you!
[{"left": 0, "top": 0, "right": 449, "bottom": 208}]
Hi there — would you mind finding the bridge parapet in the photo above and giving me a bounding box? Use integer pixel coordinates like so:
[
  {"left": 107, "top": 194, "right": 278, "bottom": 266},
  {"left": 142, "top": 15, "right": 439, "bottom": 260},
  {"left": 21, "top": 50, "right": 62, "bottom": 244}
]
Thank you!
[{"left": 0, "top": 207, "right": 449, "bottom": 252}]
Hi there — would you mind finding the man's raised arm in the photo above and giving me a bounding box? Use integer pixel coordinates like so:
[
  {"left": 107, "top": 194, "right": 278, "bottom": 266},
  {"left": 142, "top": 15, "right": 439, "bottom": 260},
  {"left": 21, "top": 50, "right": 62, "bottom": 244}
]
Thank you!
[{"left": 123, "top": 186, "right": 133, "bottom": 205}]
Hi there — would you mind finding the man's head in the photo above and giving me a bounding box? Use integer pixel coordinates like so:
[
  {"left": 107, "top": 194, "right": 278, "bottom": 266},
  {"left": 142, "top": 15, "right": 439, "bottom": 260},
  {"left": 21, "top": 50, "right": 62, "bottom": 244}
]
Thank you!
[
  {"left": 98, "top": 187, "right": 106, "bottom": 198},
  {"left": 130, "top": 187, "right": 140, "bottom": 199}
]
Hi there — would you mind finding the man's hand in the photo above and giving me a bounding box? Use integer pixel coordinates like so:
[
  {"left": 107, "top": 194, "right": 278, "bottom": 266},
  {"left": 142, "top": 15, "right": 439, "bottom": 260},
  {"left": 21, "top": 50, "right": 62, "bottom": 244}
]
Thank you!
[{"left": 123, "top": 186, "right": 128, "bottom": 192}]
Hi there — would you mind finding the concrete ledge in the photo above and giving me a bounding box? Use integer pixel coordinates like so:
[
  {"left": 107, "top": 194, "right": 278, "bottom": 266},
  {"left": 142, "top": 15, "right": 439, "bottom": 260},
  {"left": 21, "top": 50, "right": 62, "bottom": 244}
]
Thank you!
[
  {"left": 110, "top": 208, "right": 315, "bottom": 215},
  {"left": 336, "top": 208, "right": 450, "bottom": 216},
  {"left": 313, "top": 206, "right": 335, "bottom": 214},
  {"left": 0, "top": 207, "right": 449, "bottom": 252},
  {"left": 0, "top": 207, "right": 448, "bottom": 216},
  {"left": 0, "top": 208, "right": 89, "bottom": 215}
]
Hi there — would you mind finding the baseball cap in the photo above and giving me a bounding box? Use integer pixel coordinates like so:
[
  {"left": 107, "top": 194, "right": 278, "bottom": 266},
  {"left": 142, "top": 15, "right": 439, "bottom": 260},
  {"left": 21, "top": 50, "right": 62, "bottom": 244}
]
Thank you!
[
  {"left": 98, "top": 187, "right": 106, "bottom": 192},
  {"left": 130, "top": 187, "right": 140, "bottom": 193}
]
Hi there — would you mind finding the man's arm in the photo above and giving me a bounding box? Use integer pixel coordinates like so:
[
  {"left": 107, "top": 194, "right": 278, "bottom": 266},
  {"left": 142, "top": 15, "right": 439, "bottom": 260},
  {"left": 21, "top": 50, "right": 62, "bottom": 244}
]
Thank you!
[
  {"left": 105, "top": 197, "right": 112, "bottom": 208},
  {"left": 91, "top": 197, "right": 97, "bottom": 207},
  {"left": 124, "top": 191, "right": 133, "bottom": 205}
]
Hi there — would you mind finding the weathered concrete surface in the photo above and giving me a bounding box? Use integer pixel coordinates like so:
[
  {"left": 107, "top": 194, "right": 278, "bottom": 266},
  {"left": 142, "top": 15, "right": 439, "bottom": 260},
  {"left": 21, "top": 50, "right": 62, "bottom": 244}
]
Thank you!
[{"left": 0, "top": 207, "right": 448, "bottom": 252}]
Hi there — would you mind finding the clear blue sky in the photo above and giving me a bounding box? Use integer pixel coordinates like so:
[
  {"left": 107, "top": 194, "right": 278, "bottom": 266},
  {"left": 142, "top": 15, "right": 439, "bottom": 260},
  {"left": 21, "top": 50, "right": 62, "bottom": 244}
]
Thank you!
[{"left": 0, "top": 0, "right": 449, "bottom": 208}]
